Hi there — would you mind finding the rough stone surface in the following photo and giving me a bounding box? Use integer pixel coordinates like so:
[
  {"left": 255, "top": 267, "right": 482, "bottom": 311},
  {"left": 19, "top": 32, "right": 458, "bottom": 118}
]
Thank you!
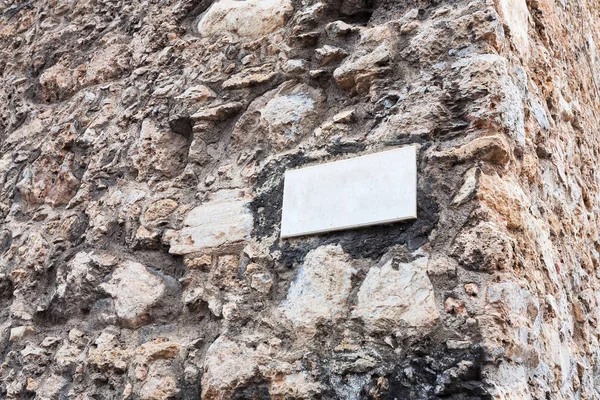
[
  {"left": 100, "top": 261, "right": 174, "bottom": 328},
  {"left": 168, "top": 191, "right": 253, "bottom": 254},
  {"left": 201, "top": 336, "right": 260, "bottom": 399},
  {"left": 197, "top": 0, "right": 293, "bottom": 38},
  {"left": 1, "top": 0, "right": 600, "bottom": 398},
  {"left": 356, "top": 254, "right": 439, "bottom": 333},
  {"left": 280, "top": 245, "right": 355, "bottom": 334}
]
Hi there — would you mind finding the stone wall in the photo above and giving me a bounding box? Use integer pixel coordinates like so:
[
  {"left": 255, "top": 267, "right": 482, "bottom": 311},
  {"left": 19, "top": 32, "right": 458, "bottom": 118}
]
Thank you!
[{"left": 0, "top": 0, "right": 599, "bottom": 398}]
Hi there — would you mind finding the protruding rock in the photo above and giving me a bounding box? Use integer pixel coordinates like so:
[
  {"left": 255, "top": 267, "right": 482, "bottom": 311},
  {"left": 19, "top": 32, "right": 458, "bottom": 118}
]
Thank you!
[
  {"left": 197, "top": 0, "right": 293, "bottom": 38},
  {"left": 9, "top": 326, "right": 34, "bottom": 342},
  {"left": 191, "top": 102, "right": 243, "bottom": 122},
  {"left": 464, "top": 283, "right": 479, "bottom": 296},
  {"left": 16, "top": 147, "right": 80, "bottom": 208},
  {"left": 496, "top": 0, "right": 530, "bottom": 53},
  {"left": 251, "top": 273, "right": 273, "bottom": 294},
  {"left": 100, "top": 261, "right": 167, "bottom": 328},
  {"left": 356, "top": 255, "right": 439, "bottom": 333},
  {"left": 39, "top": 62, "right": 76, "bottom": 102},
  {"left": 202, "top": 336, "right": 259, "bottom": 399},
  {"left": 143, "top": 199, "right": 178, "bottom": 222},
  {"left": 283, "top": 59, "right": 309, "bottom": 74},
  {"left": 452, "top": 222, "right": 514, "bottom": 272},
  {"left": 332, "top": 109, "right": 356, "bottom": 124},
  {"left": 452, "top": 167, "right": 479, "bottom": 205},
  {"left": 131, "top": 119, "right": 189, "bottom": 180},
  {"left": 280, "top": 245, "right": 356, "bottom": 333},
  {"left": 55, "top": 251, "right": 104, "bottom": 311},
  {"left": 233, "top": 81, "right": 322, "bottom": 150},
  {"left": 444, "top": 297, "right": 466, "bottom": 315},
  {"left": 169, "top": 191, "right": 253, "bottom": 255},
  {"left": 37, "top": 375, "right": 69, "bottom": 399},
  {"left": 175, "top": 85, "right": 216, "bottom": 101},
  {"left": 55, "top": 343, "right": 82, "bottom": 368},
  {"left": 315, "top": 45, "right": 348, "bottom": 66},
  {"left": 260, "top": 85, "right": 319, "bottom": 138},
  {"left": 333, "top": 43, "right": 391, "bottom": 92},
  {"left": 88, "top": 330, "right": 129, "bottom": 371},
  {"left": 429, "top": 135, "right": 511, "bottom": 166},
  {"left": 135, "top": 338, "right": 180, "bottom": 364},
  {"left": 83, "top": 43, "right": 131, "bottom": 87},
  {"left": 138, "top": 367, "right": 180, "bottom": 400},
  {"left": 134, "top": 225, "right": 160, "bottom": 249},
  {"left": 222, "top": 66, "right": 278, "bottom": 90},
  {"left": 325, "top": 20, "right": 356, "bottom": 39},
  {"left": 269, "top": 372, "right": 326, "bottom": 398}
]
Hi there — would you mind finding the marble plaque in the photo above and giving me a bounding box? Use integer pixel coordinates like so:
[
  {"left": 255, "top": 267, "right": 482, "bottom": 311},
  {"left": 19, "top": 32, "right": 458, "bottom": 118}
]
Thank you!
[{"left": 281, "top": 146, "right": 417, "bottom": 238}]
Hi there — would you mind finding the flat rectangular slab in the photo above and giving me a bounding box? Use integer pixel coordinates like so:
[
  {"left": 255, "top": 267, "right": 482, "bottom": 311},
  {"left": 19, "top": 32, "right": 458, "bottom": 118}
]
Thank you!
[{"left": 281, "top": 146, "right": 417, "bottom": 238}]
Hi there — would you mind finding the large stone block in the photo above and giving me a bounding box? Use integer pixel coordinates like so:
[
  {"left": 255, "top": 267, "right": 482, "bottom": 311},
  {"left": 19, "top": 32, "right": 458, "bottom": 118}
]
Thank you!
[
  {"left": 100, "top": 261, "right": 167, "bottom": 328},
  {"left": 280, "top": 245, "right": 356, "bottom": 333},
  {"left": 169, "top": 193, "right": 253, "bottom": 255},
  {"left": 197, "top": 0, "right": 293, "bottom": 38},
  {"left": 356, "top": 255, "right": 439, "bottom": 333},
  {"left": 232, "top": 81, "right": 323, "bottom": 151}
]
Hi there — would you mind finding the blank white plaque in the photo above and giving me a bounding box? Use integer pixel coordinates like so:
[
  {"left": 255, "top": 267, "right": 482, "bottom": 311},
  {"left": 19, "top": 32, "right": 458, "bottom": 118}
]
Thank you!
[{"left": 281, "top": 146, "right": 417, "bottom": 238}]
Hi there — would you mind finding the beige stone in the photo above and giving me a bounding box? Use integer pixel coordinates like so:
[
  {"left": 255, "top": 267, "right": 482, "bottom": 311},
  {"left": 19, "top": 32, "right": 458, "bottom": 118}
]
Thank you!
[
  {"left": 251, "top": 273, "right": 273, "bottom": 294},
  {"left": 232, "top": 81, "right": 323, "bottom": 150},
  {"left": 83, "top": 43, "right": 131, "bottom": 86},
  {"left": 139, "top": 368, "right": 179, "bottom": 400},
  {"left": 169, "top": 193, "right": 253, "bottom": 255},
  {"left": 191, "top": 102, "right": 243, "bottom": 121},
  {"left": 464, "top": 283, "right": 479, "bottom": 297},
  {"left": 260, "top": 85, "right": 320, "bottom": 137},
  {"left": 356, "top": 256, "right": 439, "bottom": 333},
  {"left": 37, "top": 374, "right": 69, "bottom": 399},
  {"left": 332, "top": 109, "right": 356, "bottom": 124},
  {"left": 131, "top": 119, "right": 189, "bottom": 180},
  {"left": 444, "top": 297, "right": 466, "bottom": 315},
  {"left": 333, "top": 43, "right": 391, "bottom": 91},
  {"left": 269, "top": 372, "right": 325, "bottom": 399},
  {"left": 55, "top": 343, "right": 82, "bottom": 368},
  {"left": 175, "top": 85, "right": 216, "bottom": 101},
  {"left": 280, "top": 245, "right": 356, "bottom": 332},
  {"left": 39, "top": 62, "right": 76, "bottom": 102},
  {"left": 144, "top": 199, "right": 178, "bottom": 222},
  {"left": 222, "top": 67, "right": 278, "bottom": 90},
  {"left": 9, "top": 325, "right": 34, "bottom": 342},
  {"left": 135, "top": 338, "right": 180, "bottom": 364},
  {"left": 100, "top": 261, "right": 166, "bottom": 328},
  {"left": 88, "top": 331, "right": 129, "bottom": 371},
  {"left": 496, "top": 0, "right": 530, "bottom": 53},
  {"left": 16, "top": 149, "right": 80, "bottom": 207},
  {"left": 197, "top": 0, "right": 293, "bottom": 38},
  {"left": 315, "top": 45, "right": 348, "bottom": 66}
]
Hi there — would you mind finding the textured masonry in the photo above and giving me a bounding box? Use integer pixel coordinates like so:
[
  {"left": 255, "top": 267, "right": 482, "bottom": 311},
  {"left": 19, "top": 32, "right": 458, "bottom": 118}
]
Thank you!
[{"left": 0, "top": 0, "right": 599, "bottom": 399}]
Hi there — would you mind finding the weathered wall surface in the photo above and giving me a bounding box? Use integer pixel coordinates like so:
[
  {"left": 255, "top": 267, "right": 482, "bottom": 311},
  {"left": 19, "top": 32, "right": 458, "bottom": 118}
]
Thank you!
[{"left": 0, "top": 0, "right": 599, "bottom": 398}]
